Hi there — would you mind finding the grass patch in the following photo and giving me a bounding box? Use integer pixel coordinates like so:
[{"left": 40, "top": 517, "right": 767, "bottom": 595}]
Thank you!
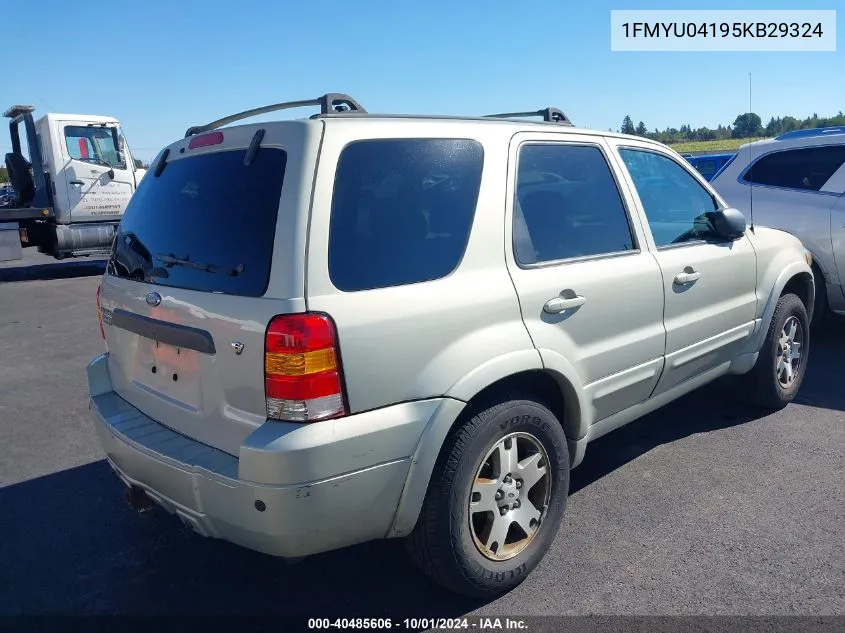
[{"left": 668, "top": 137, "right": 770, "bottom": 154}]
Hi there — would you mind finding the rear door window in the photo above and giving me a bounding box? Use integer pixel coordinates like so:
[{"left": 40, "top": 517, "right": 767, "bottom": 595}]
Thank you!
[
  {"left": 743, "top": 145, "right": 845, "bottom": 191},
  {"left": 328, "top": 139, "right": 484, "bottom": 292},
  {"left": 514, "top": 144, "right": 635, "bottom": 265},
  {"left": 108, "top": 148, "right": 286, "bottom": 297}
]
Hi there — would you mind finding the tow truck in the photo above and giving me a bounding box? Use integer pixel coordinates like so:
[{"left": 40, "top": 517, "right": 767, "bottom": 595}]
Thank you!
[{"left": 1, "top": 105, "right": 146, "bottom": 260}]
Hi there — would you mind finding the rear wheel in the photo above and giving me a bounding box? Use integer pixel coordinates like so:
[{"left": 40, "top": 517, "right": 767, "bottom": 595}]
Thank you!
[
  {"left": 406, "top": 394, "right": 569, "bottom": 597},
  {"left": 742, "top": 293, "right": 809, "bottom": 410}
]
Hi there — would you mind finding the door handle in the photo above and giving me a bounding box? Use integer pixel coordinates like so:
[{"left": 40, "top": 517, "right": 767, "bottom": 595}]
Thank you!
[
  {"left": 70, "top": 180, "right": 84, "bottom": 186},
  {"left": 674, "top": 270, "right": 702, "bottom": 285},
  {"left": 544, "top": 294, "right": 586, "bottom": 314}
]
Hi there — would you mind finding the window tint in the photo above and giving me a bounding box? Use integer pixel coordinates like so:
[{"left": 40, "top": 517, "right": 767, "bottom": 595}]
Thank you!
[
  {"left": 513, "top": 144, "right": 634, "bottom": 265},
  {"left": 328, "top": 139, "right": 483, "bottom": 292},
  {"left": 108, "top": 148, "right": 286, "bottom": 297},
  {"left": 743, "top": 145, "right": 845, "bottom": 191},
  {"left": 619, "top": 149, "right": 719, "bottom": 247},
  {"left": 65, "top": 125, "right": 124, "bottom": 168}
]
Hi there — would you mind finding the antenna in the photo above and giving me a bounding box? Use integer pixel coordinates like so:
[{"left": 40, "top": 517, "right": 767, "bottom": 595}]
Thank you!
[{"left": 748, "top": 72, "right": 755, "bottom": 232}]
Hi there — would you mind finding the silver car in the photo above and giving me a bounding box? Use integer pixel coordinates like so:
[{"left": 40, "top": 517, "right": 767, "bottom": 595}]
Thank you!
[
  {"left": 711, "top": 127, "right": 845, "bottom": 322},
  {"left": 89, "top": 94, "right": 814, "bottom": 597}
]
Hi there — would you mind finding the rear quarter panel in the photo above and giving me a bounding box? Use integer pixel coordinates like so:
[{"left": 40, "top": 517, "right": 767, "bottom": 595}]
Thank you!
[{"left": 304, "top": 120, "right": 538, "bottom": 415}]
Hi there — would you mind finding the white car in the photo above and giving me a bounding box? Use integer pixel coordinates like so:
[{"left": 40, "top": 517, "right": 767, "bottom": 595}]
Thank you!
[{"left": 712, "top": 127, "right": 845, "bottom": 322}]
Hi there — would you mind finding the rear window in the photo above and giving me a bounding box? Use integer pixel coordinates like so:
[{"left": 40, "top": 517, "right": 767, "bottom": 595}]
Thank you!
[
  {"left": 328, "top": 139, "right": 484, "bottom": 292},
  {"left": 108, "top": 148, "right": 286, "bottom": 297}
]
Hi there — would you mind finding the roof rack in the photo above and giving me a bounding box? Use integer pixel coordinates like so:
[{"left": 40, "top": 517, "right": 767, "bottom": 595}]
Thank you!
[
  {"left": 3, "top": 105, "right": 35, "bottom": 119},
  {"left": 184, "top": 93, "right": 366, "bottom": 137},
  {"left": 482, "top": 107, "right": 574, "bottom": 126},
  {"left": 774, "top": 126, "right": 845, "bottom": 141}
]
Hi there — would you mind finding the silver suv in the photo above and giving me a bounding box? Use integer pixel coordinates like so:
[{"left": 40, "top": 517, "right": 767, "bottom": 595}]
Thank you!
[
  {"left": 711, "top": 127, "right": 845, "bottom": 323},
  {"left": 89, "top": 93, "right": 814, "bottom": 598}
]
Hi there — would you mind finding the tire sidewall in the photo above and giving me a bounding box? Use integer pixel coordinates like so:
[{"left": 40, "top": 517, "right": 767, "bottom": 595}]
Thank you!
[
  {"left": 764, "top": 294, "right": 810, "bottom": 403},
  {"left": 448, "top": 400, "right": 570, "bottom": 592}
]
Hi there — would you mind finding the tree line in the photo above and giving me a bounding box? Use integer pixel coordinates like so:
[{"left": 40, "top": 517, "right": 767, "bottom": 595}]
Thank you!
[
  {"left": 3, "top": 110, "right": 844, "bottom": 184},
  {"left": 619, "top": 111, "right": 845, "bottom": 144}
]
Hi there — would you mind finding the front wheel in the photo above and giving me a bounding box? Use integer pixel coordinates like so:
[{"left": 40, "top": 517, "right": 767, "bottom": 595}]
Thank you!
[
  {"left": 406, "top": 394, "right": 570, "bottom": 597},
  {"left": 742, "top": 293, "right": 809, "bottom": 410}
]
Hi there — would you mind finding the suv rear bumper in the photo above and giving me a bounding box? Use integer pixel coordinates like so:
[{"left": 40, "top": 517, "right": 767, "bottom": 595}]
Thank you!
[{"left": 86, "top": 353, "right": 437, "bottom": 558}]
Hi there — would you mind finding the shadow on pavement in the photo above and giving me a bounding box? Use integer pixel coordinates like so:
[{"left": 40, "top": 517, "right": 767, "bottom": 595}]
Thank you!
[
  {"left": 0, "top": 258, "right": 106, "bottom": 283},
  {"left": 0, "top": 461, "right": 482, "bottom": 618},
  {"left": 792, "top": 317, "right": 845, "bottom": 412},
  {"left": 572, "top": 321, "right": 844, "bottom": 494},
  {"left": 0, "top": 322, "right": 842, "bottom": 618}
]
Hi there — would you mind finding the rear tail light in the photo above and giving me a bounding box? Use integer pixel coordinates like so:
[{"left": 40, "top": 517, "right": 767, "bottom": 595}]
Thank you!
[
  {"left": 264, "top": 313, "right": 347, "bottom": 422},
  {"left": 96, "top": 285, "right": 105, "bottom": 340}
]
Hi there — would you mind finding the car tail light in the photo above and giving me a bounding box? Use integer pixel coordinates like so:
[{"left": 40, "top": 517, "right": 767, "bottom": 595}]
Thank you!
[
  {"left": 264, "top": 313, "right": 347, "bottom": 422},
  {"left": 96, "top": 285, "right": 105, "bottom": 340},
  {"left": 188, "top": 131, "right": 224, "bottom": 149}
]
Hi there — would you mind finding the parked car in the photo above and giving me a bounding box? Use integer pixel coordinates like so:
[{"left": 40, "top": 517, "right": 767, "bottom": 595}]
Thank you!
[
  {"left": 683, "top": 153, "right": 736, "bottom": 181},
  {"left": 0, "top": 184, "right": 14, "bottom": 207},
  {"left": 88, "top": 94, "right": 814, "bottom": 598},
  {"left": 712, "top": 127, "right": 845, "bottom": 322}
]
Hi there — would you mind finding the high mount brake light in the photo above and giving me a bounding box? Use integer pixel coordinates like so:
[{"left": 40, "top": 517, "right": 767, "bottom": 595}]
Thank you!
[
  {"left": 188, "top": 131, "right": 224, "bottom": 149},
  {"left": 264, "top": 314, "right": 347, "bottom": 422}
]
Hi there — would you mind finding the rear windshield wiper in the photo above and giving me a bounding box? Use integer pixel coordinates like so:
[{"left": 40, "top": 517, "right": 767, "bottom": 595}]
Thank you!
[{"left": 156, "top": 253, "right": 245, "bottom": 276}]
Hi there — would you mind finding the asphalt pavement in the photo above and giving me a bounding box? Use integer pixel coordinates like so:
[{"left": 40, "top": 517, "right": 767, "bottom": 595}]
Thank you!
[{"left": 0, "top": 256, "right": 843, "bottom": 620}]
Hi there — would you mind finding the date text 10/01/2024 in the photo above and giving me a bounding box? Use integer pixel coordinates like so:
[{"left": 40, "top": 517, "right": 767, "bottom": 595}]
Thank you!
[
  {"left": 307, "top": 617, "right": 529, "bottom": 630},
  {"left": 621, "top": 22, "right": 824, "bottom": 38}
]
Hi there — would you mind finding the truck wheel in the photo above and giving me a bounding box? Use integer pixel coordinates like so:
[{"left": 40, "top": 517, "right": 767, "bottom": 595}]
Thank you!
[
  {"left": 406, "top": 394, "right": 569, "bottom": 597},
  {"left": 743, "top": 293, "right": 809, "bottom": 410}
]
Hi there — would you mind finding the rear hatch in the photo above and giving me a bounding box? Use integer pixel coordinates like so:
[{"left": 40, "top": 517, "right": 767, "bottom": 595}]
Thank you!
[{"left": 98, "top": 122, "right": 316, "bottom": 455}]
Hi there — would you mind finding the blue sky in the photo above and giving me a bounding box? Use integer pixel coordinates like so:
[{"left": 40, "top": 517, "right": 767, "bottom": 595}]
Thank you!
[{"left": 4, "top": 0, "right": 842, "bottom": 161}]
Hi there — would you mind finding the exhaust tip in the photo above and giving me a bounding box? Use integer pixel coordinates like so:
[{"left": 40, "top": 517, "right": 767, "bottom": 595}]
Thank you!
[{"left": 124, "top": 485, "right": 155, "bottom": 514}]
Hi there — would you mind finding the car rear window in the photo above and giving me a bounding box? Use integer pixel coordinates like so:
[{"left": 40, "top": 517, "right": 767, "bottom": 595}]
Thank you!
[
  {"left": 328, "top": 138, "right": 484, "bottom": 292},
  {"left": 108, "top": 148, "right": 286, "bottom": 297}
]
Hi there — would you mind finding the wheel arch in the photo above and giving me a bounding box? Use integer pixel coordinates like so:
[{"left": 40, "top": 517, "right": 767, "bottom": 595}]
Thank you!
[
  {"left": 750, "top": 261, "right": 815, "bottom": 353},
  {"left": 388, "top": 358, "right": 586, "bottom": 538}
]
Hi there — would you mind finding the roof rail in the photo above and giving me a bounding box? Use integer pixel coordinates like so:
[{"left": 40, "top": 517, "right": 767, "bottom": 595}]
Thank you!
[
  {"left": 774, "top": 126, "right": 845, "bottom": 141},
  {"left": 184, "top": 93, "right": 366, "bottom": 137},
  {"left": 482, "top": 107, "right": 574, "bottom": 126}
]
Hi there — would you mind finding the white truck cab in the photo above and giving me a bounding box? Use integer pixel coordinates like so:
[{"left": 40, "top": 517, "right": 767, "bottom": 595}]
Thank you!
[{"left": 1, "top": 105, "right": 146, "bottom": 259}]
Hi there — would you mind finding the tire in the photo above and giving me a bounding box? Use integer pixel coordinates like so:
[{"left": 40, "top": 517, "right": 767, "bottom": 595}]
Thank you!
[
  {"left": 742, "top": 293, "right": 809, "bottom": 410},
  {"left": 406, "top": 393, "right": 570, "bottom": 597}
]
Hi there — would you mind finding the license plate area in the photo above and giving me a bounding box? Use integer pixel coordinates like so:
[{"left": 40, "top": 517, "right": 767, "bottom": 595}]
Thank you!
[{"left": 131, "top": 338, "right": 201, "bottom": 409}]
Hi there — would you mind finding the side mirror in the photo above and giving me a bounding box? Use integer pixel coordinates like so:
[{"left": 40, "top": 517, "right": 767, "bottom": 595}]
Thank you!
[{"left": 708, "top": 207, "right": 746, "bottom": 240}]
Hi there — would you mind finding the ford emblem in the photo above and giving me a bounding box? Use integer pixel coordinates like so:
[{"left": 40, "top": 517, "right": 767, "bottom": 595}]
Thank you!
[{"left": 145, "top": 292, "right": 162, "bottom": 307}]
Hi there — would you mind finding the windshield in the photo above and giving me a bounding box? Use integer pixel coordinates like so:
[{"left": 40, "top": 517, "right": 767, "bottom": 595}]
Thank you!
[
  {"left": 64, "top": 124, "right": 124, "bottom": 169},
  {"left": 107, "top": 147, "right": 287, "bottom": 297}
]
